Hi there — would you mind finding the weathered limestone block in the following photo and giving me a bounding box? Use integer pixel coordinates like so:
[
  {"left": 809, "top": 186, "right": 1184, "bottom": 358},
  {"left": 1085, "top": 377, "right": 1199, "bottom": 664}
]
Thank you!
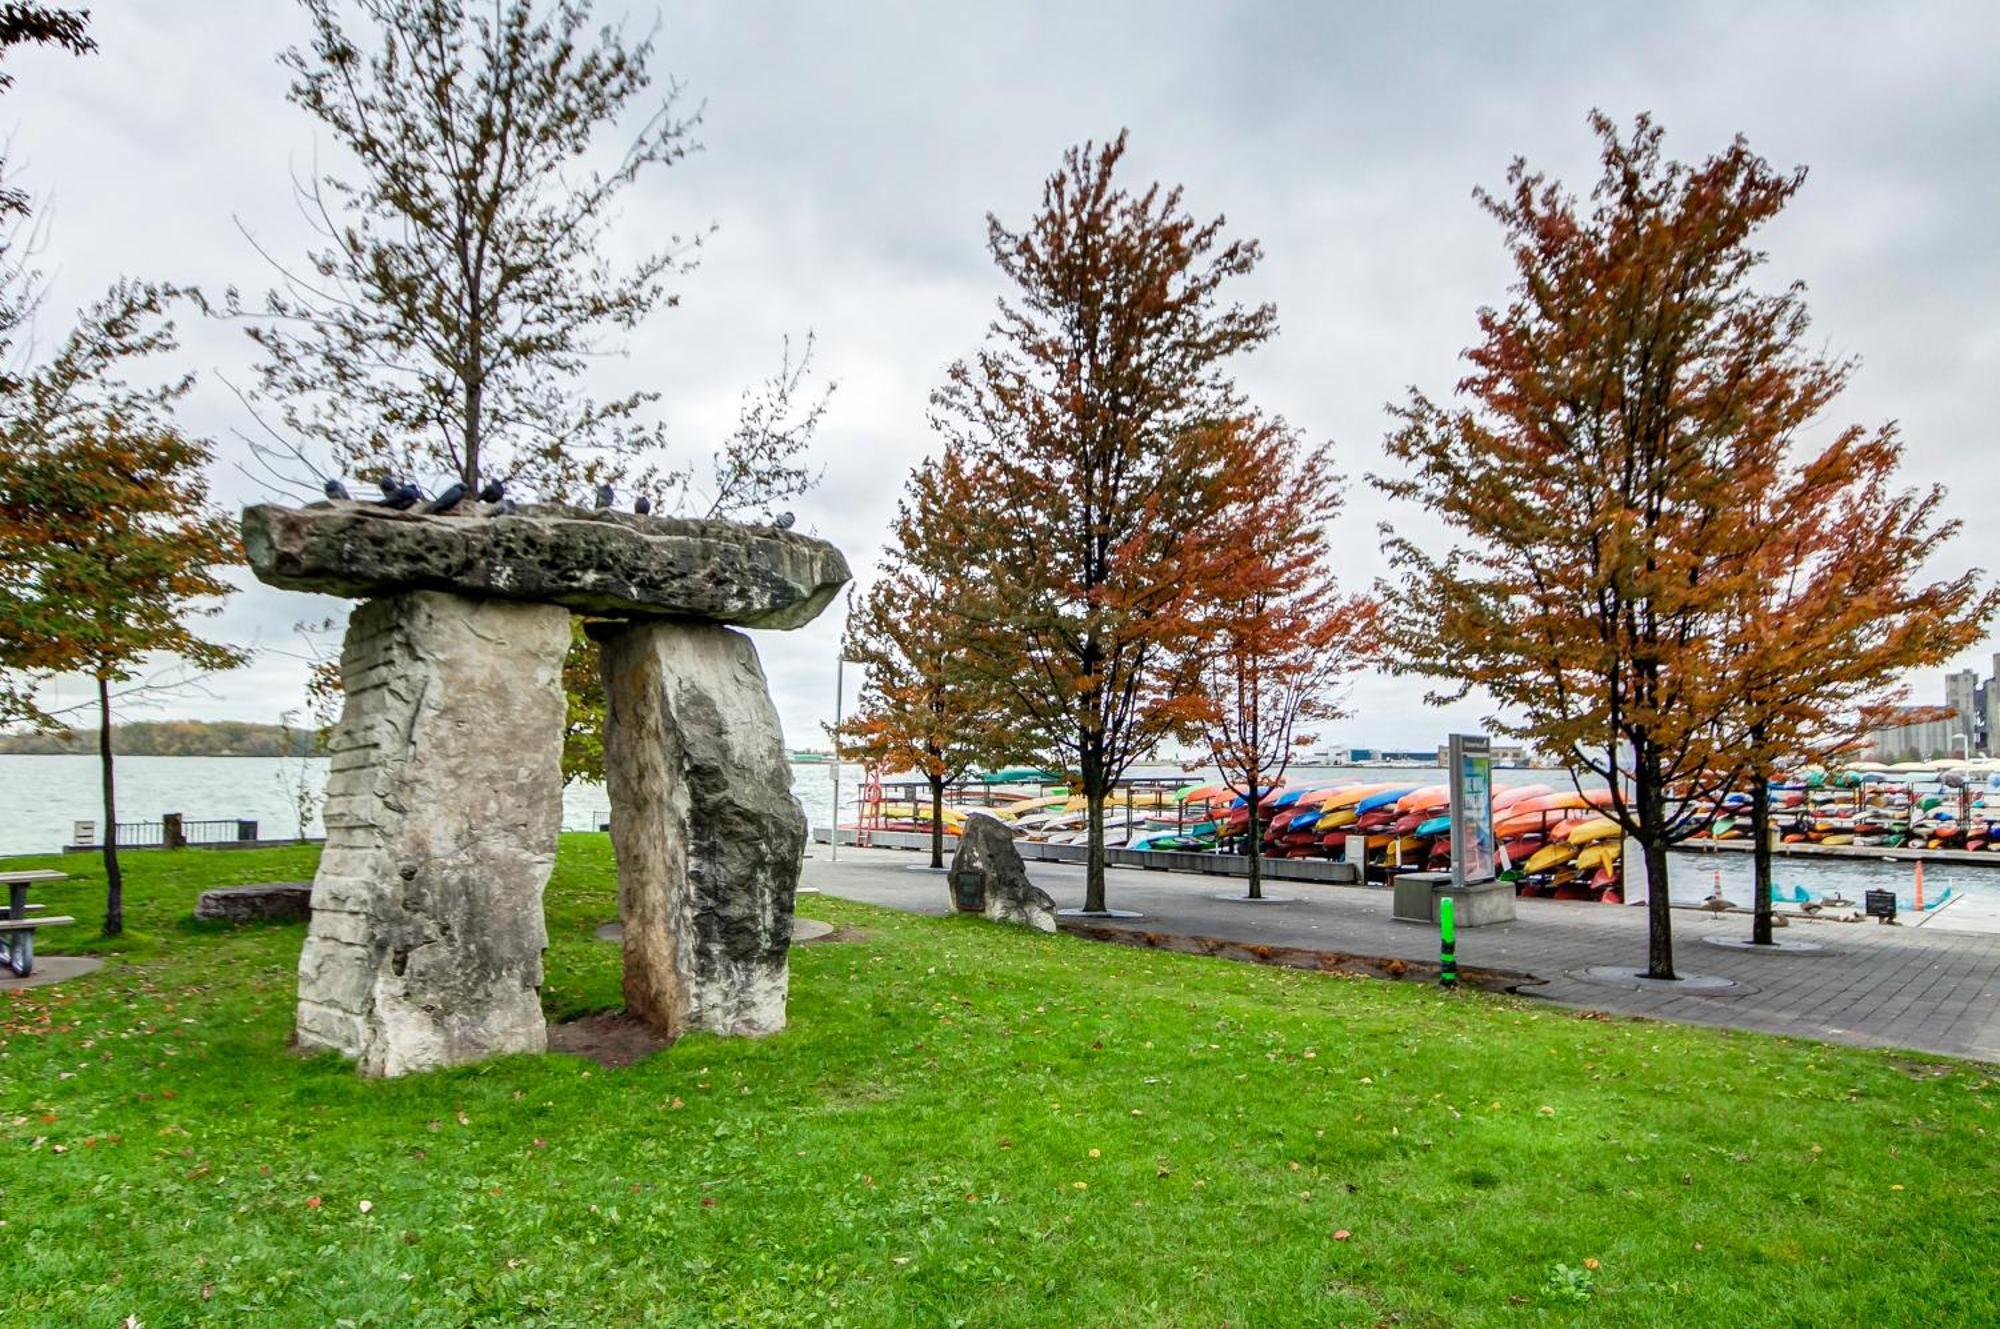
[
  {"left": 949, "top": 813, "right": 1058, "bottom": 933},
  {"left": 196, "top": 882, "right": 313, "bottom": 924},
  {"left": 243, "top": 501, "right": 849, "bottom": 628},
  {"left": 296, "top": 591, "right": 569, "bottom": 1076},
  {"left": 594, "top": 620, "right": 804, "bottom": 1039}
]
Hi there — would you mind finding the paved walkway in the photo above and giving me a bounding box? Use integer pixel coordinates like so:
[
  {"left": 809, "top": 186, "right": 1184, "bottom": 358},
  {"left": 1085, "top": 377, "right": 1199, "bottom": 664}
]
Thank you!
[{"left": 801, "top": 846, "right": 2000, "bottom": 1063}]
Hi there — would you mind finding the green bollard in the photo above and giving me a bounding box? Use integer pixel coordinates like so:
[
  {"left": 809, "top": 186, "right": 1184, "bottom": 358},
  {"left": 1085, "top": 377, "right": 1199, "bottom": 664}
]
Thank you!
[{"left": 1439, "top": 895, "right": 1458, "bottom": 989}]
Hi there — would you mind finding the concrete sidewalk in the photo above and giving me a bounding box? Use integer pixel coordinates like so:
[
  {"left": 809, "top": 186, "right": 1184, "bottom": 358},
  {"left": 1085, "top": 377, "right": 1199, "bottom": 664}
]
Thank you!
[{"left": 800, "top": 845, "right": 2000, "bottom": 1062}]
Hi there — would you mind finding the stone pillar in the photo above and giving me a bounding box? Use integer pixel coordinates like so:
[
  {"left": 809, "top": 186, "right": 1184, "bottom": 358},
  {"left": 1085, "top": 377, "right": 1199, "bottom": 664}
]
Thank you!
[
  {"left": 297, "top": 591, "right": 569, "bottom": 1077},
  {"left": 595, "top": 620, "right": 803, "bottom": 1039}
]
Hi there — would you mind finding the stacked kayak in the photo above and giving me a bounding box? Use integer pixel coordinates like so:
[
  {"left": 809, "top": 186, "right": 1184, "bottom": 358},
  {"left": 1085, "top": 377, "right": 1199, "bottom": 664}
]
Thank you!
[{"left": 848, "top": 773, "right": 1630, "bottom": 903}]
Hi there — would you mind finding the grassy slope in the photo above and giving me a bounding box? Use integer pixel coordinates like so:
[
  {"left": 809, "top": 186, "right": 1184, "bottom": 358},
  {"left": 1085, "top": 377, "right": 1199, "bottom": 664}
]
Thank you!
[{"left": 0, "top": 839, "right": 1992, "bottom": 1328}]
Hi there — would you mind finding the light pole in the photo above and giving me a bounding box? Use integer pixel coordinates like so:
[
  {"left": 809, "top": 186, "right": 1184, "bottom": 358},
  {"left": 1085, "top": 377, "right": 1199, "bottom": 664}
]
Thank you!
[
  {"left": 831, "top": 654, "right": 846, "bottom": 862},
  {"left": 831, "top": 588, "right": 857, "bottom": 862},
  {"left": 1952, "top": 732, "right": 1971, "bottom": 762}
]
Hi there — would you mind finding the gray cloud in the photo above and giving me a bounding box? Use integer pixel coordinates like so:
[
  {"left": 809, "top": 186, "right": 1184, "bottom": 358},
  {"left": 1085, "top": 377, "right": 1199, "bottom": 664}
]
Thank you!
[{"left": 8, "top": 0, "right": 1997, "bottom": 750}]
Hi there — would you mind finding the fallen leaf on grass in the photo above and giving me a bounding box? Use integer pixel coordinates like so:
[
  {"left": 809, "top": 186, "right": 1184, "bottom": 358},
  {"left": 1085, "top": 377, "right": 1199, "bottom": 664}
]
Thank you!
[{"left": 1333, "top": 1229, "right": 1352, "bottom": 1241}]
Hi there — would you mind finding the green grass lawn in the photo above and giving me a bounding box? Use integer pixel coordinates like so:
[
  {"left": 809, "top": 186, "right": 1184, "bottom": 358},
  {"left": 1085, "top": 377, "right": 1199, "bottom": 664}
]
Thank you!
[{"left": 1, "top": 839, "right": 1994, "bottom": 1327}]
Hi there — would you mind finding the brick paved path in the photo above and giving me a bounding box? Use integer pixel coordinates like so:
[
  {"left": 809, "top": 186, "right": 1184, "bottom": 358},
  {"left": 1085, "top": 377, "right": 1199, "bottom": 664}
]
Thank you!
[{"left": 802, "top": 846, "right": 2000, "bottom": 1062}]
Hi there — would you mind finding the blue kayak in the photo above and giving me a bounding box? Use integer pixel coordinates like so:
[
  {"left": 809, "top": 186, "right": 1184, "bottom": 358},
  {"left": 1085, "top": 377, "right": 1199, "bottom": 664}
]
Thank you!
[
  {"left": 1416, "top": 814, "right": 1450, "bottom": 837},
  {"left": 1357, "top": 787, "right": 1420, "bottom": 814}
]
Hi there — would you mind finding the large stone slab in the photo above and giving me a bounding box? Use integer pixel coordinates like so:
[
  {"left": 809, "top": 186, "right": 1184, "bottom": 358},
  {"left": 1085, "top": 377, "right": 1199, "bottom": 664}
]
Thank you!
[
  {"left": 296, "top": 591, "right": 569, "bottom": 1076},
  {"left": 243, "top": 501, "right": 849, "bottom": 629},
  {"left": 595, "top": 620, "right": 803, "bottom": 1039},
  {"left": 949, "top": 813, "right": 1057, "bottom": 932},
  {"left": 197, "top": 882, "right": 313, "bottom": 924}
]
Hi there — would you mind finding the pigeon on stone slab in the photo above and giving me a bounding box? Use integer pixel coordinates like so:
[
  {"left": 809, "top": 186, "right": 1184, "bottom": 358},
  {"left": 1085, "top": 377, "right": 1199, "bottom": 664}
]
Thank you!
[
  {"left": 634, "top": 494, "right": 652, "bottom": 516},
  {"left": 594, "top": 483, "right": 614, "bottom": 510},
  {"left": 477, "top": 477, "right": 505, "bottom": 504},
  {"left": 323, "top": 478, "right": 351, "bottom": 501},
  {"left": 772, "top": 511, "right": 795, "bottom": 530},
  {"left": 378, "top": 478, "right": 420, "bottom": 511},
  {"left": 424, "top": 481, "right": 468, "bottom": 514}
]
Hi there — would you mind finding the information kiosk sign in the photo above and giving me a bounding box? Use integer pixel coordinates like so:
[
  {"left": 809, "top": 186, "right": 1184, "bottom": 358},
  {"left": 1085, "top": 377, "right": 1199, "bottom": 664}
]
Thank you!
[{"left": 1448, "top": 733, "right": 1496, "bottom": 890}]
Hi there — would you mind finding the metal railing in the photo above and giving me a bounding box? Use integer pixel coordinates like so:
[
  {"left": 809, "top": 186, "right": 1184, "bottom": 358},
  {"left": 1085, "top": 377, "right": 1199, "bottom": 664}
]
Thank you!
[{"left": 72, "top": 816, "right": 261, "bottom": 848}]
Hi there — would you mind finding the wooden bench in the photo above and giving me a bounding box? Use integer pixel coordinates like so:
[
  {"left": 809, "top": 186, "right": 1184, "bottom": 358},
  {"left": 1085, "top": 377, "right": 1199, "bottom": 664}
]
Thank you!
[{"left": 1, "top": 870, "right": 72, "bottom": 977}]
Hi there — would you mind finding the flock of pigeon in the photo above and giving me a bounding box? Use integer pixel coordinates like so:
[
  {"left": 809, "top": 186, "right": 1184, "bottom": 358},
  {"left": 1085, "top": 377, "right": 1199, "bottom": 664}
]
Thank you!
[
  {"left": 321, "top": 475, "right": 512, "bottom": 514},
  {"left": 321, "top": 476, "right": 794, "bottom": 529}
]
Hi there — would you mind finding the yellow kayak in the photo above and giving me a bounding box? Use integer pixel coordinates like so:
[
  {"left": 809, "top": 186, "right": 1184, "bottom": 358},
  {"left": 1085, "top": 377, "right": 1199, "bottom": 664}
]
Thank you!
[
  {"left": 1316, "top": 808, "right": 1359, "bottom": 831},
  {"left": 1566, "top": 817, "right": 1622, "bottom": 846},
  {"left": 1523, "top": 843, "right": 1579, "bottom": 874},
  {"left": 1575, "top": 843, "right": 1621, "bottom": 872},
  {"left": 998, "top": 793, "right": 1072, "bottom": 817}
]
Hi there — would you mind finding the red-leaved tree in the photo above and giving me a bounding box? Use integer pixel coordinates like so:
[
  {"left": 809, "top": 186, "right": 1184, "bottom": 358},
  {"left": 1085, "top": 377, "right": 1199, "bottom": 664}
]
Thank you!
[
  {"left": 1198, "top": 423, "right": 1379, "bottom": 899},
  {"left": 930, "top": 131, "right": 1282, "bottom": 914},
  {"left": 842, "top": 452, "right": 1007, "bottom": 868}
]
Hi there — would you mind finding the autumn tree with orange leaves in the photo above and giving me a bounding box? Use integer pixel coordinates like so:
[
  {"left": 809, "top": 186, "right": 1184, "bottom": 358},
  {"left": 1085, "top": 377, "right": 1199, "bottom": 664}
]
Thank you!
[
  {"left": 931, "top": 131, "right": 1280, "bottom": 914},
  {"left": 1720, "top": 436, "right": 1994, "bottom": 945},
  {"left": 0, "top": 282, "right": 245, "bottom": 935},
  {"left": 1197, "top": 424, "right": 1379, "bottom": 900},
  {"left": 842, "top": 452, "right": 1008, "bottom": 869},
  {"left": 1373, "top": 112, "right": 1987, "bottom": 980}
]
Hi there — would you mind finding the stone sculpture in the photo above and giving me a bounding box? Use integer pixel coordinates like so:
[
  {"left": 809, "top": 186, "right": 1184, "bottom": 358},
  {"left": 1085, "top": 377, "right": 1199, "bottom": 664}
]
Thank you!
[
  {"left": 194, "top": 881, "right": 314, "bottom": 924},
  {"left": 948, "top": 812, "right": 1058, "bottom": 933},
  {"left": 245, "top": 500, "right": 848, "bottom": 1076}
]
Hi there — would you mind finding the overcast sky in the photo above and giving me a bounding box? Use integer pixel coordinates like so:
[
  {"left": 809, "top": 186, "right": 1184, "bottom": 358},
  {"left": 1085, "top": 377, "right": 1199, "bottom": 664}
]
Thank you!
[{"left": 9, "top": 1, "right": 2000, "bottom": 753}]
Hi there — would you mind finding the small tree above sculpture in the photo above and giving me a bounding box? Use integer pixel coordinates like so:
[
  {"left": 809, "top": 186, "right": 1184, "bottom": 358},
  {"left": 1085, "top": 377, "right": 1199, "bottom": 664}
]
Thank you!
[{"left": 239, "top": 0, "right": 830, "bottom": 506}]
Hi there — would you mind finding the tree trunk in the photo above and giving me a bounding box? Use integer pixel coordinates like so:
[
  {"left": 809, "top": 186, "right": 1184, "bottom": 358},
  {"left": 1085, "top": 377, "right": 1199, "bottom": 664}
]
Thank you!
[
  {"left": 1082, "top": 747, "right": 1108, "bottom": 912},
  {"left": 929, "top": 773, "right": 946, "bottom": 870},
  {"left": 98, "top": 674, "right": 124, "bottom": 938},
  {"left": 1634, "top": 747, "right": 1675, "bottom": 979},
  {"left": 1244, "top": 775, "right": 1263, "bottom": 900},
  {"left": 1750, "top": 767, "right": 1774, "bottom": 946}
]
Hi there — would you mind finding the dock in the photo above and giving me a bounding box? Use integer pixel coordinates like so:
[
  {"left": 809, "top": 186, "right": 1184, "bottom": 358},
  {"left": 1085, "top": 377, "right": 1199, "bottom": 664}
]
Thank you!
[{"left": 1680, "top": 837, "right": 2000, "bottom": 868}]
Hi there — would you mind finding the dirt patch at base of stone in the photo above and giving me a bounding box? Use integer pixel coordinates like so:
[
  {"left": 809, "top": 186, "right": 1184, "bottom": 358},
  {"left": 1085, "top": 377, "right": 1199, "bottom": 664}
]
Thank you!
[
  {"left": 1059, "top": 923, "right": 1530, "bottom": 994},
  {"left": 546, "top": 1012, "right": 675, "bottom": 1068},
  {"left": 595, "top": 917, "right": 838, "bottom": 944},
  {"left": 1889, "top": 1058, "right": 1958, "bottom": 1081}
]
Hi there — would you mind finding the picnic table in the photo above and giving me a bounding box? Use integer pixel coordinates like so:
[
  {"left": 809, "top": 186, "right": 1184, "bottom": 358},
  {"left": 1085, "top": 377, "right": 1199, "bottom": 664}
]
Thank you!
[{"left": 1, "top": 869, "right": 74, "bottom": 978}]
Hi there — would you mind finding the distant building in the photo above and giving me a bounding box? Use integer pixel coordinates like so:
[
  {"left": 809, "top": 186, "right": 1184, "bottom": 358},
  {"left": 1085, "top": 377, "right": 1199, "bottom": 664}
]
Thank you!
[
  {"left": 1434, "top": 743, "right": 1532, "bottom": 767},
  {"left": 1866, "top": 656, "right": 1997, "bottom": 759}
]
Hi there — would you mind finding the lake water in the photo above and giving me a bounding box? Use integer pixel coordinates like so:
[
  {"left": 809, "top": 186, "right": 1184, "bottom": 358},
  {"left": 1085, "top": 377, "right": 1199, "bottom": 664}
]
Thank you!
[
  {"left": 0, "top": 756, "right": 1558, "bottom": 856},
  {"left": 3, "top": 756, "right": 1987, "bottom": 911},
  {"left": 0, "top": 754, "right": 855, "bottom": 857}
]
